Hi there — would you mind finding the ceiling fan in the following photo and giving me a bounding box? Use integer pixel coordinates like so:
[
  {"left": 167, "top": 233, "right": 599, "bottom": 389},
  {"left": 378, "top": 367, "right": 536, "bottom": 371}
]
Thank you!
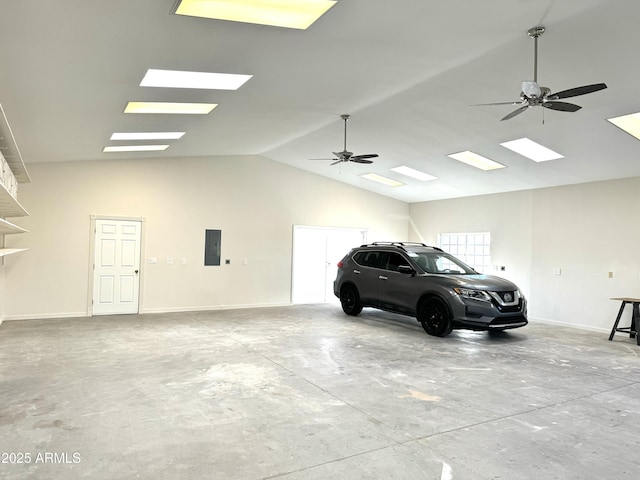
[
  {"left": 311, "top": 114, "right": 378, "bottom": 165},
  {"left": 476, "top": 26, "right": 607, "bottom": 121}
]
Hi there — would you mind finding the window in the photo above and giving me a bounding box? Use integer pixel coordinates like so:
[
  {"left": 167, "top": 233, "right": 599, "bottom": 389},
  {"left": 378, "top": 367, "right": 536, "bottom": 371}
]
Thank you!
[
  {"left": 438, "top": 232, "right": 491, "bottom": 273},
  {"left": 382, "top": 252, "right": 410, "bottom": 272}
]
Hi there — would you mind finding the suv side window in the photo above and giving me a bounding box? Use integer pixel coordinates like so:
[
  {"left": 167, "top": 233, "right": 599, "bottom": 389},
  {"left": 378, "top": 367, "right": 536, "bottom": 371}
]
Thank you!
[
  {"left": 353, "top": 250, "right": 382, "bottom": 268},
  {"left": 379, "top": 252, "right": 411, "bottom": 272}
]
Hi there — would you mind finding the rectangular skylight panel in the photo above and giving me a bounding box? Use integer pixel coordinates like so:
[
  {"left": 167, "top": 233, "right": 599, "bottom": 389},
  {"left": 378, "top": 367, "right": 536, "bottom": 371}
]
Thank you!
[
  {"left": 124, "top": 102, "right": 217, "bottom": 114},
  {"left": 361, "top": 173, "right": 405, "bottom": 187},
  {"left": 447, "top": 151, "right": 505, "bottom": 171},
  {"left": 103, "top": 145, "right": 169, "bottom": 152},
  {"left": 140, "top": 69, "right": 252, "bottom": 90},
  {"left": 607, "top": 112, "right": 640, "bottom": 141},
  {"left": 500, "top": 137, "right": 564, "bottom": 162},
  {"left": 173, "top": 0, "right": 337, "bottom": 30},
  {"left": 390, "top": 166, "right": 437, "bottom": 182},
  {"left": 110, "top": 132, "right": 185, "bottom": 140}
]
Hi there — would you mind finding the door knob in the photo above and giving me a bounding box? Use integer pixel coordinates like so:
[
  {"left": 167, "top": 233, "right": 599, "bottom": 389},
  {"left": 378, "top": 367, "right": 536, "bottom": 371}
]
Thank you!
[{"left": 135, "top": 270, "right": 139, "bottom": 274}]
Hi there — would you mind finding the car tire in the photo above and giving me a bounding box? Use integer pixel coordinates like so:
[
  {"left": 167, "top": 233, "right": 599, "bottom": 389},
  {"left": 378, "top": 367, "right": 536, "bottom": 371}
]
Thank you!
[
  {"left": 340, "top": 284, "right": 362, "bottom": 316},
  {"left": 418, "top": 297, "right": 453, "bottom": 337}
]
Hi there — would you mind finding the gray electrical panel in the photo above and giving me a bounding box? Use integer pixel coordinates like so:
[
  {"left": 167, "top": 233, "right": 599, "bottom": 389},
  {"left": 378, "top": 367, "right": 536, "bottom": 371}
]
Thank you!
[{"left": 204, "top": 229, "right": 221, "bottom": 266}]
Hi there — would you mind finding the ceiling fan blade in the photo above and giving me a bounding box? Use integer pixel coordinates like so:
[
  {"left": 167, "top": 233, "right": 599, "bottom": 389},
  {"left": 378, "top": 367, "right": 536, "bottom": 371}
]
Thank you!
[
  {"left": 351, "top": 153, "right": 378, "bottom": 160},
  {"left": 350, "top": 158, "right": 375, "bottom": 164},
  {"left": 543, "top": 101, "right": 582, "bottom": 112},
  {"left": 330, "top": 159, "right": 343, "bottom": 166},
  {"left": 501, "top": 105, "right": 529, "bottom": 121},
  {"left": 548, "top": 83, "right": 607, "bottom": 100},
  {"left": 310, "top": 158, "right": 337, "bottom": 161}
]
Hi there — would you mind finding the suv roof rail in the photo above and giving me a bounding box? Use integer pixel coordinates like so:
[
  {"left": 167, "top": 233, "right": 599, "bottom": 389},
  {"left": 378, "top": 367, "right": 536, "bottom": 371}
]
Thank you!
[{"left": 360, "top": 241, "right": 442, "bottom": 252}]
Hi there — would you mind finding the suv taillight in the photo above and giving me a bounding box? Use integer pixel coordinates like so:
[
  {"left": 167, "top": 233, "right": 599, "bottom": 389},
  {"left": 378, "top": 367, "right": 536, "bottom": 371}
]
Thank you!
[{"left": 337, "top": 260, "right": 344, "bottom": 268}]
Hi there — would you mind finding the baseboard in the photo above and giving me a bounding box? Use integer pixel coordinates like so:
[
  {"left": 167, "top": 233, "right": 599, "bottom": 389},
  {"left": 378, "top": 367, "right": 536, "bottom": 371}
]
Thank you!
[
  {"left": 529, "top": 316, "right": 609, "bottom": 334},
  {"left": 2, "top": 312, "right": 89, "bottom": 321},
  {"left": 2, "top": 303, "right": 295, "bottom": 321},
  {"left": 140, "top": 302, "right": 292, "bottom": 315}
]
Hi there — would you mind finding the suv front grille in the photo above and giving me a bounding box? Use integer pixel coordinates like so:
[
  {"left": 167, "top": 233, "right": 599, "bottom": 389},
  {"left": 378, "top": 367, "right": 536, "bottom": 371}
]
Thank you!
[{"left": 494, "top": 298, "right": 524, "bottom": 313}]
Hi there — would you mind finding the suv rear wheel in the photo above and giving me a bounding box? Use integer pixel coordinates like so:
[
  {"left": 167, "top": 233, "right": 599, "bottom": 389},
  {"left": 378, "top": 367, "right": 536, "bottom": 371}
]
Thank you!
[
  {"left": 418, "top": 297, "right": 453, "bottom": 337},
  {"left": 340, "top": 284, "right": 362, "bottom": 316}
]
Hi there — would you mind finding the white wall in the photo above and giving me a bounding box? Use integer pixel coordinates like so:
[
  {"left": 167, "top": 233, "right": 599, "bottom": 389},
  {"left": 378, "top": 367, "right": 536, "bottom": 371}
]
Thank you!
[
  {"left": 409, "top": 177, "right": 640, "bottom": 332},
  {"left": 3, "top": 155, "right": 409, "bottom": 319}
]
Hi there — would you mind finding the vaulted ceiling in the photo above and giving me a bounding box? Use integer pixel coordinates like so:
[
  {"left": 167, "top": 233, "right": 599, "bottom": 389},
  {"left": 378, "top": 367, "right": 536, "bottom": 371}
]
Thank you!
[{"left": 0, "top": 0, "right": 637, "bottom": 202}]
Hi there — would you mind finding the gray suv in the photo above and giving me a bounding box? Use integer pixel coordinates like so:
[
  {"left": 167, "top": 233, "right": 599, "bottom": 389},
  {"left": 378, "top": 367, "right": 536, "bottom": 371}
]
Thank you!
[{"left": 333, "top": 242, "right": 527, "bottom": 337}]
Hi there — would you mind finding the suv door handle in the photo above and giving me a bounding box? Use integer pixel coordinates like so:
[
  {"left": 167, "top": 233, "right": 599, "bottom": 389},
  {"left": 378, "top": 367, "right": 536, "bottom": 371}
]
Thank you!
[
  {"left": 379, "top": 275, "right": 388, "bottom": 280},
  {"left": 353, "top": 269, "right": 361, "bottom": 274}
]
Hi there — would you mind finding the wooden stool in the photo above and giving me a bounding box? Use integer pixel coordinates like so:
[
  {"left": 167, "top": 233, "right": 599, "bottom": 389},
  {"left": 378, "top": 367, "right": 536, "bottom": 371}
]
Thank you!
[{"left": 609, "top": 298, "right": 640, "bottom": 345}]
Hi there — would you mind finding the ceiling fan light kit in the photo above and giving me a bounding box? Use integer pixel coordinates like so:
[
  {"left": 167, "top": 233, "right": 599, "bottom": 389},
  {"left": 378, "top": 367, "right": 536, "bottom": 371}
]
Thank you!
[{"left": 476, "top": 26, "right": 607, "bottom": 121}]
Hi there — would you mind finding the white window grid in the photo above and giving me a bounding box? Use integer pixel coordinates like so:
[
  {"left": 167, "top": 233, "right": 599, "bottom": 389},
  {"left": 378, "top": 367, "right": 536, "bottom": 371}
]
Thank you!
[{"left": 438, "top": 232, "right": 491, "bottom": 273}]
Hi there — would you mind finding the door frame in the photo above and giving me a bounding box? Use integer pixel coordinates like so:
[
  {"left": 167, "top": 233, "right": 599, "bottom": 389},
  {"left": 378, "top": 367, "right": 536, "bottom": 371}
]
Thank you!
[{"left": 87, "top": 214, "right": 147, "bottom": 316}]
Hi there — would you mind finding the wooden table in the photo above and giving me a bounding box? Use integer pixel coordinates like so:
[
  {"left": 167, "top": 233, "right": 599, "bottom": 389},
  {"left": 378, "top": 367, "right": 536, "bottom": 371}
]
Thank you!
[{"left": 609, "top": 297, "right": 640, "bottom": 345}]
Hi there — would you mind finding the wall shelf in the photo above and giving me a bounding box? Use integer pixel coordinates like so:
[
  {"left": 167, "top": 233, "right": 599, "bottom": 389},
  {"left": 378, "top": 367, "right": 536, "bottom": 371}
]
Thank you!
[
  {"left": 0, "top": 218, "right": 27, "bottom": 234},
  {"left": 0, "top": 104, "right": 30, "bottom": 184},
  {"left": 0, "top": 182, "right": 28, "bottom": 217},
  {"left": 0, "top": 248, "right": 27, "bottom": 257}
]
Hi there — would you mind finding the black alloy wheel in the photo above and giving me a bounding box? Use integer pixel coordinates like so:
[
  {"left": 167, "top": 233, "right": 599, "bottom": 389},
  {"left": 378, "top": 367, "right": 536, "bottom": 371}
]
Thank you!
[
  {"left": 418, "top": 297, "right": 453, "bottom": 337},
  {"left": 340, "top": 284, "right": 362, "bottom": 316}
]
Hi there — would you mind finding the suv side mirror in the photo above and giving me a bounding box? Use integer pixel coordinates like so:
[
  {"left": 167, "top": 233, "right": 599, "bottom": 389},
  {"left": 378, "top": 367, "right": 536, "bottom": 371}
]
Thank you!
[{"left": 397, "top": 265, "right": 415, "bottom": 276}]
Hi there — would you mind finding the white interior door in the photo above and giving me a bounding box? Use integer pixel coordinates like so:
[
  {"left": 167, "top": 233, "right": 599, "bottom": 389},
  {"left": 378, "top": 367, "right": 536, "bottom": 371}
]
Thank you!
[
  {"left": 292, "top": 226, "right": 366, "bottom": 304},
  {"left": 92, "top": 219, "right": 141, "bottom": 315}
]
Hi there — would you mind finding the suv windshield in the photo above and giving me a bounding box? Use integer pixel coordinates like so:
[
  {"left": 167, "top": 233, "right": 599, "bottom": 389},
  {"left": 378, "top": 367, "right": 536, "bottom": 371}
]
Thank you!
[{"left": 407, "top": 251, "right": 477, "bottom": 275}]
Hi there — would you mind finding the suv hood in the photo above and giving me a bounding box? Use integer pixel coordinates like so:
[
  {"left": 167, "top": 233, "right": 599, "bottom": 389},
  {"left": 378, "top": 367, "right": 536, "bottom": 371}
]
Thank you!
[{"left": 428, "top": 274, "right": 519, "bottom": 291}]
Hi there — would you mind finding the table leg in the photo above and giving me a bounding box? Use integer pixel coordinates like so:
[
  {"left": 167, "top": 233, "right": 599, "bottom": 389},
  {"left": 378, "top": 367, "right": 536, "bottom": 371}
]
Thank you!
[
  {"left": 633, "top": 302, "right": 640, "bottom": 345},
  {"left": 609, "top": 302, "right": 627, "bottom": 341}
]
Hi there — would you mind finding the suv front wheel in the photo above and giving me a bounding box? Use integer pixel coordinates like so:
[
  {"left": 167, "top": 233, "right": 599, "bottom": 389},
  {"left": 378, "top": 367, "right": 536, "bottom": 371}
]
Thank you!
[
  {"left": 418, "top": 297, "right": 453, "bottom": 337},
  {"left": 340, "top": 284, "right": 363, "bottom": 316}
]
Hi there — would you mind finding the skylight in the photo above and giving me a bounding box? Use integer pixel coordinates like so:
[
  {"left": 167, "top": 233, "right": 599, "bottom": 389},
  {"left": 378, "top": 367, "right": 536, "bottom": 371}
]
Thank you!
[
  {"left": 110, "top": 132, "right": 186, "bottom": 140},
  {"left": 140, "top": 69, "right": 252, "bottom": 90},
  {"left": 447, "top": 151, "right": 506, "bottom": 171},
  {"left": 124, "top": 102, "right": 217, "bottom": 114},
  {"left": 390, "top": 166, "right": 437, "bottom": 182},
  {"left": 361, "top": 173, "right": 405, "bottom": 187},
  {"left": 500, "top": 137, "right": 564, "bottom": 162},
  {"left": 607, "top": 112, "right": 640, "bottom": 141},
  {"left": 173, "top": 0, "right": 337, "bottom": 30},
  {"left": 103, "top": 145, "right": 169, "bottom": 153}
]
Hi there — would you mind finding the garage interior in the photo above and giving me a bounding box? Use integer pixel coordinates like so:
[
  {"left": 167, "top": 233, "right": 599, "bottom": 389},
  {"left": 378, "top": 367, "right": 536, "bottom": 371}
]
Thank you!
[{"left": 1, "top": 1, "right": 640, "bottom": 479}]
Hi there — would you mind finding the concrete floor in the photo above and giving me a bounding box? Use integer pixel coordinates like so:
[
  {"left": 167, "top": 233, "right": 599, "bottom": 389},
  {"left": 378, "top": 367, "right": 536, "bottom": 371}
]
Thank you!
[{"left": 0, "top": 304, "right": 639, "bottom": 480}]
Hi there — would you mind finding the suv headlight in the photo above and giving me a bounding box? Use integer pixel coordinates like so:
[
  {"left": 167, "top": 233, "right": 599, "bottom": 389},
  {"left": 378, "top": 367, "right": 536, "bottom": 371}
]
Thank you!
[{"left": 453, "top": 288, "right": 491, "bottom": 302}]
